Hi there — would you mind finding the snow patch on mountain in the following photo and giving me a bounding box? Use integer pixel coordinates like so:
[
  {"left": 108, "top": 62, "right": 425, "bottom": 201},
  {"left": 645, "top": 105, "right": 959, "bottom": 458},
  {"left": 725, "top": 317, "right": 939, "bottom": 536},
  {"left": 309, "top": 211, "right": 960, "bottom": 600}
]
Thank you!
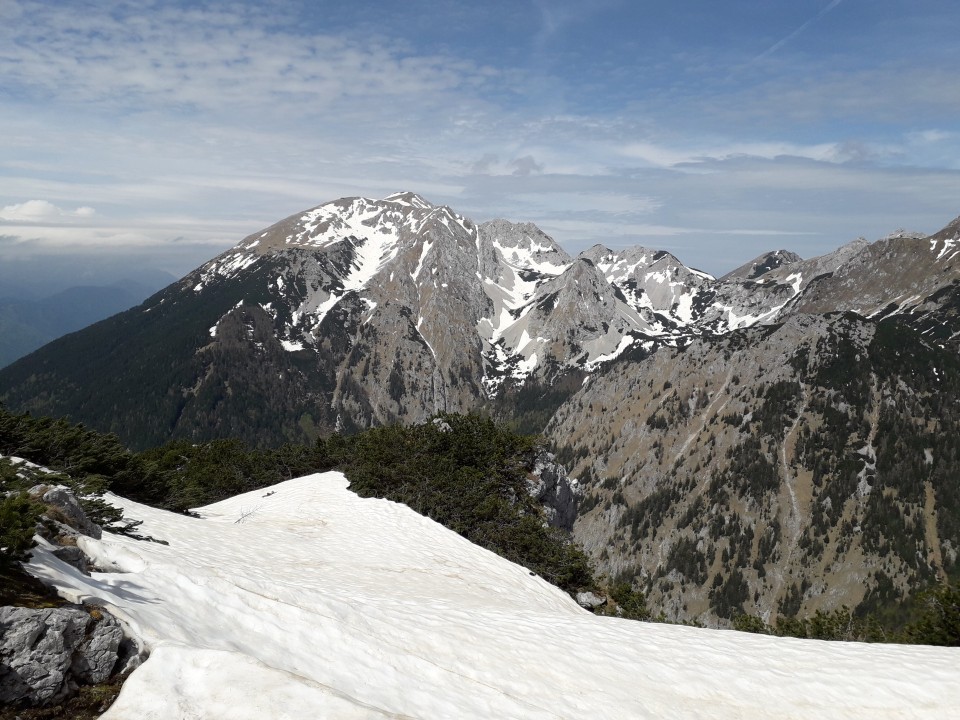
[
  {"left": 186, "top": 193, "right": 960, "bottom": 410},
  {"left": 932, "top": 236, "right": 959, "bottom": 263},
  {"left": 193, "top": 252, "right": 259, "bottom": 293}
]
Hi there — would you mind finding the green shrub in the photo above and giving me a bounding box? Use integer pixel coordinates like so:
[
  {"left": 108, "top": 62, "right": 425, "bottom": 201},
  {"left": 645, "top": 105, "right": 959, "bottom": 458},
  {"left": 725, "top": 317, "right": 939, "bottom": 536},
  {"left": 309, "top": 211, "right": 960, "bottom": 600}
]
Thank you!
[
  {"left": 903, "top": 583, "right": 960, "bottom": 646},
  {"left": 0, "top": 493, "right": 41, "bottom": 568},
  {"left": 609, "top": 582, "right": 650, "bottom": 620},
  {"left": 323, "top": 414, "right": 594, "bottom": 593}
]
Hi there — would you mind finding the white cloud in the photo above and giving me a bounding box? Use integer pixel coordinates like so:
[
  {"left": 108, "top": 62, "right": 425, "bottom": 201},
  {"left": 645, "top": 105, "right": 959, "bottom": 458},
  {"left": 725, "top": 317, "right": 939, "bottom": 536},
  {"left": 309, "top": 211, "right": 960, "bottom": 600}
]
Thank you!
[
  {"left": 907, "top": 129, "right": 952, "bottom": 145},
  {"left": 1, "top": 0, "right": 959, "bottom": 282},
  {"left": 620, "top": 141, "right": 843, "bottom": 168},
  {"left": 0, "top": 200, "right": 96, "bottom": 222},
  {"left": 0, "top": 1, "right": 494, "bottom": 122}
]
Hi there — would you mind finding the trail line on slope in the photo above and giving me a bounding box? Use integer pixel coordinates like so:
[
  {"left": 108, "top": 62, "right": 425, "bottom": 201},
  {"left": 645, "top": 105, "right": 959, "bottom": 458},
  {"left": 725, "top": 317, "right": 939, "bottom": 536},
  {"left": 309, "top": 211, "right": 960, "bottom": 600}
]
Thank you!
[
  {"left": 674, "top": 370, "right": 734, "bottom": 467},
  {"left": 770, "top": 383, "right": 809, "bottom": 609}
]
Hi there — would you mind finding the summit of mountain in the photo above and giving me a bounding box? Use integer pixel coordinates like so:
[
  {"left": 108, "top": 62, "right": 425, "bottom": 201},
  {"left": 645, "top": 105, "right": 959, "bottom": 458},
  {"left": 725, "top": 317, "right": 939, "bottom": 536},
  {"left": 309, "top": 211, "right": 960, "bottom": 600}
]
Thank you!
[
  {"left": 792, "top": 224, "right": 960, "bottom": 319},
  {"left": 721, "top": 249, "right": 803, "bottom": 281}
]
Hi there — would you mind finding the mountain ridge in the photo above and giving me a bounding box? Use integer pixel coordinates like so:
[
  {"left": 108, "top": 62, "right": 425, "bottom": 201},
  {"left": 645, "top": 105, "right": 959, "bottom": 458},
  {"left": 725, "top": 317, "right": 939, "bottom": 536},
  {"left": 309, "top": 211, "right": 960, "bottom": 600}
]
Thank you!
[{"left": 1, "top": 192, "right": 958, "bottom": 451}]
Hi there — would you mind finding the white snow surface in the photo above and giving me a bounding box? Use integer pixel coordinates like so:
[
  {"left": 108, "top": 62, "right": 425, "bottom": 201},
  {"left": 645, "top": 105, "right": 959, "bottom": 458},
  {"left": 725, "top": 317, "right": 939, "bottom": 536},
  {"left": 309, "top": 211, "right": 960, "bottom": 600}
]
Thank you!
[{"left": 25, "top": 473, "right": 960, "bottom": 719}]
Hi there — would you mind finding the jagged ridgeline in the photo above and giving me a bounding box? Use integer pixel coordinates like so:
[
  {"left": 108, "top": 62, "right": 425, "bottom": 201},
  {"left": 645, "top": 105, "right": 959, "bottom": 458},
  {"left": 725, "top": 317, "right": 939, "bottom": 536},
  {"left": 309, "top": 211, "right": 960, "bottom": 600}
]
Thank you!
[
  {"left": 549, "top": 312, "right": 960, "bottom": 624},
  {"left": 8, "top": 193, "right": 952, "bottom": 449}
]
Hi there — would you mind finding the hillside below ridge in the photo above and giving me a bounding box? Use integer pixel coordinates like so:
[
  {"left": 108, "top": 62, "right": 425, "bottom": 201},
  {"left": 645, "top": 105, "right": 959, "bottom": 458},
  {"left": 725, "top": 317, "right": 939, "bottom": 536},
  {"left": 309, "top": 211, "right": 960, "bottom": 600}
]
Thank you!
[
  {"left": 1, "top": 193, "right": 959, "bottom": 633},
  {"left": 547, "top": 309, "right": 960, "bottom": 624}
]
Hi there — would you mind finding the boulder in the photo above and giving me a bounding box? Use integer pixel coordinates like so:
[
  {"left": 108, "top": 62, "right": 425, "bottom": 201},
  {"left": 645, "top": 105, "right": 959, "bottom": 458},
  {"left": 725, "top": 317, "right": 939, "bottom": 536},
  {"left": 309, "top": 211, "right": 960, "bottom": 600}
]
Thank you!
[
  {"left": 41, "top": 485, "right": 103, "bottom": 539},
  {"left": 52, "top": 546, "right": 91, "bottom": 574},
  {"left": 576, "top": 591, "right": 607, "bottom": 610},
  {"left": 0, "top": 605, "right": 122, "bottom": 706}
]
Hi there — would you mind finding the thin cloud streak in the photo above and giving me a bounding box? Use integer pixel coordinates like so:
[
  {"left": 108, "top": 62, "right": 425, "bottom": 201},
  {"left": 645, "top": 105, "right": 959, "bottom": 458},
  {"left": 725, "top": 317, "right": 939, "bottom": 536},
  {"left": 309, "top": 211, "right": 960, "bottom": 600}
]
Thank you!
[{"left": 751, "top": 0, "right": 845, "bottom": 64}]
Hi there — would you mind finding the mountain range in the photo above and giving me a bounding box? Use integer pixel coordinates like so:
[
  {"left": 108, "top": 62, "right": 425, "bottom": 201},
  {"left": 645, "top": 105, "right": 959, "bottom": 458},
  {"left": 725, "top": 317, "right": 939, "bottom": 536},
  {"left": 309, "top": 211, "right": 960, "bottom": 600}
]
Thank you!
[{"left": 2, "top": 192, "right": 958, "bottom": 624}]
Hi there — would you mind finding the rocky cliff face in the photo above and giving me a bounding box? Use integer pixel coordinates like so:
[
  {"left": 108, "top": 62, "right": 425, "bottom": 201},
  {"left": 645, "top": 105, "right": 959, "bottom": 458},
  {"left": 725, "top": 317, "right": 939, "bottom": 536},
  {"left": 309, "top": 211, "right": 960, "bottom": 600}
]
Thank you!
[
  {"left": 6, "top": 191, "right": 881, "bottom": 448},
  {"left": 0, "top": 605, "right": 123, "bottom": 707},
  {"left": 547, "top": 309, "right": 960, "bottom": 623},
  {"left": 0, "top": 474, "right": 142, "bottom": 710}
]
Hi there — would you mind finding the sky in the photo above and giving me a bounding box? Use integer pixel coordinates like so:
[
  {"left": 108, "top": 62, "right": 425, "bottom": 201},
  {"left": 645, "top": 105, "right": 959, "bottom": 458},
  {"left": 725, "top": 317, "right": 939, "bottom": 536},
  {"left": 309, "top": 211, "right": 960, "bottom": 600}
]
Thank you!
[{"left": 2, "top": 0, "right": 960, "bottom": 284}]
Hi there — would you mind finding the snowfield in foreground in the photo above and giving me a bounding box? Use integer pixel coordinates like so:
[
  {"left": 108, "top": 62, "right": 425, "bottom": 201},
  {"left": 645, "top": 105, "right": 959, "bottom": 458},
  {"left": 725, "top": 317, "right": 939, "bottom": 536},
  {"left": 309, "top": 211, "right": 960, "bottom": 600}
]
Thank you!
[{"left": 27, "top": 473, "right": 960, "bottom": 719}]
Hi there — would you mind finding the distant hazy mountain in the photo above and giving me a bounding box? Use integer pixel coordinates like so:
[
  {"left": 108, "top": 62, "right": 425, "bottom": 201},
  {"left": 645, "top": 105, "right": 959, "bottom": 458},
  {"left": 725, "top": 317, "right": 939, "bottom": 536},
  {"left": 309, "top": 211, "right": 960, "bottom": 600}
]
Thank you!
[
  {"left": 0, "top": 257, "right": 179, "bottom": 301},
  {"left": 0, "top": 280, "right": 172, "bottom": 368}
]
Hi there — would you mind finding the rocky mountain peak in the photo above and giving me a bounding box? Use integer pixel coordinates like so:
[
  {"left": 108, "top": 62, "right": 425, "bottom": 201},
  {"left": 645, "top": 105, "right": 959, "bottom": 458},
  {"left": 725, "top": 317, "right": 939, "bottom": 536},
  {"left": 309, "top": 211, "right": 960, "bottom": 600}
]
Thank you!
[
  {"left": 382, "top": 190, "right": 435, "bottom": 209},
  {"left": 479, "top": 219, "right": 571, "bottom": 272},
  {"left": 721, "top": 250, "right": 803, "bottom": 282}
]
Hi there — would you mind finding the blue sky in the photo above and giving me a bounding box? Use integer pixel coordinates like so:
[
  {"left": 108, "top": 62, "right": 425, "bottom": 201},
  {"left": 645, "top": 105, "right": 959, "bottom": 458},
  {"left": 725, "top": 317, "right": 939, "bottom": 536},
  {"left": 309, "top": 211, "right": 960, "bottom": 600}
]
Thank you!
[{"left": 1, "top": 0, "right": 959, "bottom": 280}]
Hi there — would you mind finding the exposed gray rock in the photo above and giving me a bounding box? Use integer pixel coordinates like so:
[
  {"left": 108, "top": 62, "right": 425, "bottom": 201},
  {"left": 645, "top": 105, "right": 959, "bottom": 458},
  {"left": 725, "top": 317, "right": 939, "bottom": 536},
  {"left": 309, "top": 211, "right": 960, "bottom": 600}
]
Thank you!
[
  {"left": 52, "top": 545, "right": 91, "bottom": 574},
  {"left": 527, "top": 451, "right": 582, "bottom": 532},
  {"left": 28, "top": 484, "right": 102, "bottom": 540},
  {"left": 431, "top": 417, "right": 453, "bottom": 433},
  {"left": 0, "top": 605, "right": 121, "bottom": 706},
  {"left": 42, "top": 485, "right": 102, "bottom": 539},
  {"left": 576, "top": 591, "right": 607, "bottom": 610},
  {"left": 71, "top": 610, "right": 123, "bottom": 684}
]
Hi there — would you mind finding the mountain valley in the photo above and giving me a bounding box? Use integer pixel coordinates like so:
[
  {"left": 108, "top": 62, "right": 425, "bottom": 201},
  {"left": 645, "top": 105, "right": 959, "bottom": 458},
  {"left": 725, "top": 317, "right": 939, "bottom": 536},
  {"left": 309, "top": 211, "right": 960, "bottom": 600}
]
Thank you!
[{"left": 2, "top": 192, "right": 959, "bottom": 627}]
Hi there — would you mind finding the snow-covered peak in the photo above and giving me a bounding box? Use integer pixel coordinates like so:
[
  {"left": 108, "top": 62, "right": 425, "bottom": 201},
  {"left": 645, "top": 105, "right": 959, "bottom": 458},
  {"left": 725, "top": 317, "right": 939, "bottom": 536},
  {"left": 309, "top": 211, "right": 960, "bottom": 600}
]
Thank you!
[
  {"left": 880, "top": 228, "right": 926, "bottom": 242},
  {"left": 288, "top": 196, "right": 413, "bottom": 250},
  {"left": 383, "top": 190, "right": 435, "bottom": 209},
  {"left": 580, "top": 244, "right": 659, "bottom": 283},
  {"left": 480, "top": 219, "right": 571, "bottom": 275},
  {"left": 720, "top": 249, "right": 803, "bottom": 282}
]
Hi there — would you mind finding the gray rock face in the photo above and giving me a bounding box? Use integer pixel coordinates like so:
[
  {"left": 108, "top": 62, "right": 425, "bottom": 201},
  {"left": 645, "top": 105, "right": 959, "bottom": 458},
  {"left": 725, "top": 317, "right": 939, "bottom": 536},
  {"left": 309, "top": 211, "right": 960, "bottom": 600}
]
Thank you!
[
  {"left": 527, "top": 451, "right": 582, "bottom": 532},
  {"left": 4, "top": 192, "right": 959, "bottom": 451},
  {"left": 547, "top": 307, "right": 960, "bottom": 625},
  {"left": 52, "top": 546, "right": 91, "bottom": 574},
  {"left": 29, "top": 484, "right": 102, "bottom": 540},
  {"left": 0, "top": 605, "right": 122, "bottom": 706}
]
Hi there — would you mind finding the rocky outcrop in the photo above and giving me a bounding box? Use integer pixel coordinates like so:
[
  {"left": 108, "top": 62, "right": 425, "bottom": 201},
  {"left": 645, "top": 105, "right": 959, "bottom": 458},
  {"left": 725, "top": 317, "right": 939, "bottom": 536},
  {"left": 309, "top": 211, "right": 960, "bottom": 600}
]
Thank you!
[
  {"left": 0, "top": 605, "right": 122, "bottom": 706},
  {"left": 527, "top": 450, "right": 582, "bottom": 531},
  {"left": 13, "top": 192, "right": 948, "bottom": 448},
  {"left": 30, "top": 484, "right": 103, "bottom": 540},
  {"left": 548, "top": 310, "right": 960, "bottom": 625}
]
